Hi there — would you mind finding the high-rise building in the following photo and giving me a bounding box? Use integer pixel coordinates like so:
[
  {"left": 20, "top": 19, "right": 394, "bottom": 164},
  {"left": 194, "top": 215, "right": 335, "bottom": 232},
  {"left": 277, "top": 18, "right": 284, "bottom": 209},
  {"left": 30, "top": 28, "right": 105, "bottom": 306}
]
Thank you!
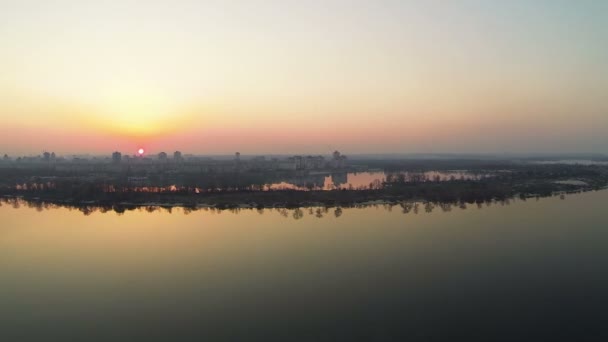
[
  {"left": 174, "top": 151, "right": 183, "bottom": 162},
  {"left": 331, "top": 151, "right": 347, "bottom": 169},
  {"left": 112, "top": 151, "right": 122, "bottom": 164}
]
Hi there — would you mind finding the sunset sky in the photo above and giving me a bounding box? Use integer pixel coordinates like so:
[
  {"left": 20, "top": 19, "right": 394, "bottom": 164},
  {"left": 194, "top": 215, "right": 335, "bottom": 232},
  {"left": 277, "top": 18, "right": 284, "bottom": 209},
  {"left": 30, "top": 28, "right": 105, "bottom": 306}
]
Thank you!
[{"left": 1, "top": 0, "right": 606, "bottom": 156}]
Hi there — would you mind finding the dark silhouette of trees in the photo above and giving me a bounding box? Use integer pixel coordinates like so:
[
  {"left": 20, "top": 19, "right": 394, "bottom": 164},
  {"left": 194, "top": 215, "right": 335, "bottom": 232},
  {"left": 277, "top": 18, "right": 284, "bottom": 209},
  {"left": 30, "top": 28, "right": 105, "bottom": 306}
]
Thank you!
[
  {"left": 293, "top": 208, "right": 304, "bottom": 220},
  {"left": 315, "top": 208, "right": 324, "bottom": 218},
  {"left": 0, "top": 159, "right": 605, "bottom": 217},
  {"left": 334, "top": 207, "right": 343, "bottom": 218}
]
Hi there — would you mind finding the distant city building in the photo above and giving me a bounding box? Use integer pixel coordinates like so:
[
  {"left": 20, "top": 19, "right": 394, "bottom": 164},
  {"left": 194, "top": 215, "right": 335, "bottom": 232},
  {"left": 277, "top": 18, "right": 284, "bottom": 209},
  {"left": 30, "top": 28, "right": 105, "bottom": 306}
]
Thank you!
[
  {"left": 252, "top": 156, "right": 266, "bottom": 162},
  {"left": 174, "top": 151, "right": 183, "bottom": 162},
  {"left": 331, "top": 151, "right": 347, "bottom": 169},
  {"left": 289, "top": 155, "right": 326, "bottom": 170},
  {"left": 112, "top": 151, "right": 122, "bottom": 164},
  {"left": 289, "top": 156, "right": 304, "bottom": 170},
  {"left": 10, "top": 147, "right": 347, "bottom": 174},
  {"left": 307, "top": 155, "right": 325, "bottom": 169},
  {"left": 277, "top": 160, "right": 297, "bottom": 170}
]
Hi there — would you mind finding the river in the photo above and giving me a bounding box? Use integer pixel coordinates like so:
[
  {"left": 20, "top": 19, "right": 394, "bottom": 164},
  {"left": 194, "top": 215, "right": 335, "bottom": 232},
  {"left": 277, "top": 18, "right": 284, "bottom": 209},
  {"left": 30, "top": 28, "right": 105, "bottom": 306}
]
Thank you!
[
  {"left": 269, "top": 170, "right": 485, "bottom": 190},
  {"left": 1, "top": 190, "right": 607, "bottom": 341}
]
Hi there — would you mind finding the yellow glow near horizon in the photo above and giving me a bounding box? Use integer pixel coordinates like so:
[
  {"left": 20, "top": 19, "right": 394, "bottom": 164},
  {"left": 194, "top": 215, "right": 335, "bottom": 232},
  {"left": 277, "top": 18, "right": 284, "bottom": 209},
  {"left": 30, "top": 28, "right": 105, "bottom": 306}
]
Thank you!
[
  {"left": 86, "top": 86, "right": 177, "bottom": 136},
  {"left": 0, "top": 1, "right": 607, "bottom": 154}
]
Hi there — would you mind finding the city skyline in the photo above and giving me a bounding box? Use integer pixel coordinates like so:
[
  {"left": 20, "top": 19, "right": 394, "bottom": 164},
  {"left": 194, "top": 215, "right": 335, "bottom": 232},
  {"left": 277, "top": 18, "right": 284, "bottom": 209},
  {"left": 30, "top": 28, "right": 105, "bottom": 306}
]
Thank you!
[{"left": 1, "top": 1, "right": 607, "bottom": 155}]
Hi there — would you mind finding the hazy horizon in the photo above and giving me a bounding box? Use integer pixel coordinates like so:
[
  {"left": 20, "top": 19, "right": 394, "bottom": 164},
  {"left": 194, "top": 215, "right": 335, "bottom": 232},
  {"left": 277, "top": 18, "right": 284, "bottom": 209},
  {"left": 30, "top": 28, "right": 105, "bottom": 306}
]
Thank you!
[
  {"left": 1, "top": 1, "right": 607, "bottom": 155},
  {"left": 3, "top": 150, "right": 608, "bottom": 160},
  {"left": 3, "top": 3, "right": 608, "bottom": 340}
]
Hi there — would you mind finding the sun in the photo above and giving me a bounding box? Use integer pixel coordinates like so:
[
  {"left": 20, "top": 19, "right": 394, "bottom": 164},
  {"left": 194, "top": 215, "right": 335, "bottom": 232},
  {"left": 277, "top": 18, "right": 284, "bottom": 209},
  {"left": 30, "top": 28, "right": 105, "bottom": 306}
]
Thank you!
[{"left": 138, "top": 148, "right": 145, "bottom": 155}]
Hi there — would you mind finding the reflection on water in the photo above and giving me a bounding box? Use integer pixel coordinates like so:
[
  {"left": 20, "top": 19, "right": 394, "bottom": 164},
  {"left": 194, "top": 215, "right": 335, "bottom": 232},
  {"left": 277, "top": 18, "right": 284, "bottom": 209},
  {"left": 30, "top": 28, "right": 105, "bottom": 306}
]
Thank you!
[
  {"left": 9, "top": 170, "right": 488, "bottom": 194},
  {"left": 2, "top": 190, "right": 608, "bottom": 341},
  {"left": 269, "top": 170, "right": 486, "bottom": 191},
  {"left": 0, "top": 188, "right": 569, "bottom": 218}
]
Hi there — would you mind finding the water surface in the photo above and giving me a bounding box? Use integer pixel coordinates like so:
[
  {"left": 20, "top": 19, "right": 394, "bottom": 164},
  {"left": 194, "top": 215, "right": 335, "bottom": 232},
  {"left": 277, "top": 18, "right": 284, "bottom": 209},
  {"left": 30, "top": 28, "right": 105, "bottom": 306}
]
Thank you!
[
  {"left": 269, "top": 170, "right": 484, "bottom": 190},
  {"left": 1, "top": 191, "right": 608, "bottom": 341}
]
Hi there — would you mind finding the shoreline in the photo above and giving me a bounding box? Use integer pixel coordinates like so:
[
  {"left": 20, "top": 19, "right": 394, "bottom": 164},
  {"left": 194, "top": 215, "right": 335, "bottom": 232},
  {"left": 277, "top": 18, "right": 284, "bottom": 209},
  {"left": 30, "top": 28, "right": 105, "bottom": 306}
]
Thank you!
[
  {"left": 3, "top": 161, "right": 607, "bottom": 213},
  {"left": 2, "top": 183, "right": 604, "bottom": 212}
]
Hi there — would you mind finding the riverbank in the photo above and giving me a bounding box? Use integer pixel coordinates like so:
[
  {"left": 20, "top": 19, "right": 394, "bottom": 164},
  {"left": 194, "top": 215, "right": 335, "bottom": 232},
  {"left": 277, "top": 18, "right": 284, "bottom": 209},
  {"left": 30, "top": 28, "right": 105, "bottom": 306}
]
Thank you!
[{"left": 2, "top": 176, "right": 605, "bottom": 212}]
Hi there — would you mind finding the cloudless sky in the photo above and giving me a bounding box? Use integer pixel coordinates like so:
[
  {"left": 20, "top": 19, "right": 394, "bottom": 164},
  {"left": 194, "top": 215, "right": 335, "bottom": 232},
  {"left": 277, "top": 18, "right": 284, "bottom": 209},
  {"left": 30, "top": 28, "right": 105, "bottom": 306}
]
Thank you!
[{"left": 0, "top": 0, "right": 606, "bottom": 156}]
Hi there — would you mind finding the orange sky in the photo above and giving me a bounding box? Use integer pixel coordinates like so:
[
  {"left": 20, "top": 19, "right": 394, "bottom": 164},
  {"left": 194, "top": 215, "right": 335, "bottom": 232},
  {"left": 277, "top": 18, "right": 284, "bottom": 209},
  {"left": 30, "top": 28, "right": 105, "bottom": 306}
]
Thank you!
[{"left": 1, "top": 1, "right": 607, "bottom": 156}]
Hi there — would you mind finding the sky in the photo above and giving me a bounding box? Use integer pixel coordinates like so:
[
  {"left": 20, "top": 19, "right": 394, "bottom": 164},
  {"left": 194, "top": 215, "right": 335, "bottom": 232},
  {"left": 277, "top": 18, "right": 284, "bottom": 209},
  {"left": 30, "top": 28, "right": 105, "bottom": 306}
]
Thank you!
[{"left": 0, "top": 0, "right": 607, "bottom": 156}]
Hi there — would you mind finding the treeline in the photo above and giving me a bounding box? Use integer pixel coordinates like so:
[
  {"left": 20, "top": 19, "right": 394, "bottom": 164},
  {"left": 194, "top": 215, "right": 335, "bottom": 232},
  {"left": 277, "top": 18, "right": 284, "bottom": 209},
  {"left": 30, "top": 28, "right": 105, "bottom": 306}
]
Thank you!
[
  {"left": 383, "top": 164, "right": 608, "bottom": 201},
  {"left": 1, "top": 163, "right": 606, "bottom": 211},
  {"left": 0, "top": 189, "right": 586, "bottom": 218}
]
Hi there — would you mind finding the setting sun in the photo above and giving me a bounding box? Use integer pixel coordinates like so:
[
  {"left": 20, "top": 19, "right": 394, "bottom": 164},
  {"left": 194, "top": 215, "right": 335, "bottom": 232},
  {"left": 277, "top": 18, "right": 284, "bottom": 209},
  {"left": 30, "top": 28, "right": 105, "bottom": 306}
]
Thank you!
[{"left": 1, "top": 1, "right": 608, "bottom": 341}]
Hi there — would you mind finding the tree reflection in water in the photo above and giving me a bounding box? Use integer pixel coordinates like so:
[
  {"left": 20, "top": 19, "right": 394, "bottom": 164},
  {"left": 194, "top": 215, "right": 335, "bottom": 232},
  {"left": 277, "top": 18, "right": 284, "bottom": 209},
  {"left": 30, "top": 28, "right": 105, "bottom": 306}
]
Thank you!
[
  {"left": 334, "top": 207, "right": 343, "bottom": 218},
  {"left": 0, "top": 190, "right": 585, "bottom": 220}
]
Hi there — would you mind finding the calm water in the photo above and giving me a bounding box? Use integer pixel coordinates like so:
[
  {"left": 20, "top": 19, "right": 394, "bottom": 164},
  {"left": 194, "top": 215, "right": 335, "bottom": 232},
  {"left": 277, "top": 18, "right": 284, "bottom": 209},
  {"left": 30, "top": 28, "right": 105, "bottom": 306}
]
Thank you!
[
  {"left": 2, "top": 191, "right": 608, "bottom": 341},
  {"left": 269, "top": 170, "right": 483, "bottom": 190}
]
